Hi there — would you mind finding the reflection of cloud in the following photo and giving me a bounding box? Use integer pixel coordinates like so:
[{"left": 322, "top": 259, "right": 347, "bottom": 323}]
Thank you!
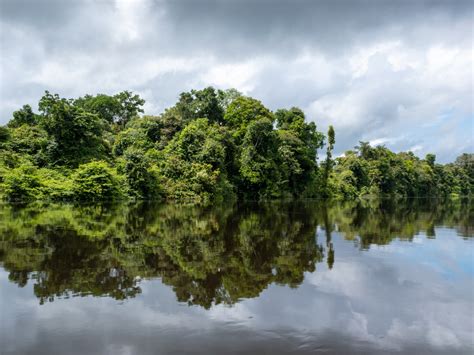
[
  {"left": 1, "top": 228, "right": 473, "bottom": 354},
  {"left": 307, "top": 261, "right": 368, "bottom": 296},
  {"left": 387, "top": 318, "right": 463, "bottom": 349},
  {"left": 208, "top": 302, "right": 254, "bottom": 324},
  {"left": 302, "top": 236, "right": 473, "bottom": 351}
]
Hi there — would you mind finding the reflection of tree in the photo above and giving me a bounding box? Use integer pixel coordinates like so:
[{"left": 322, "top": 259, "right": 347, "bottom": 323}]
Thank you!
[
  {"left": 3, "top": 221, "right": 141, "bottom": 305},
  {"left": 0, "top": 198, "right": 470, "bottom": 307},
  {"left": 0, "top": 201, "right": 324, "bottom": 307},
  {"left": 148, "top": 202, "right": 325, "bottom": 307},
  {"left": 326, "top": 198, "right": 473, "bottom": 249}
]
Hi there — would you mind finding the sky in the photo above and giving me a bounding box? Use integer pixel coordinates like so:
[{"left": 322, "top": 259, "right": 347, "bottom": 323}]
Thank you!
[{"left": 0, "top": 0, "right": 472, "bottom": 162}]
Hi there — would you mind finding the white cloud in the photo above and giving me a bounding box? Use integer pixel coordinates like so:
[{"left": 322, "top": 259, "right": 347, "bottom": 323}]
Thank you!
[
  {"left": 409, "top": 144, "right": 423, "bottom": 153},
  {"left": 199, "top": 60, "right": 263, "bottom": 93},
  {"left": 0, "top": 0, "right": 471, "bottom": 162}
]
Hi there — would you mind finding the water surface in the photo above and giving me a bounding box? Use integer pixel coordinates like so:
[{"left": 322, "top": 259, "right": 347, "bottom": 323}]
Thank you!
[{"left": 0, "top": 199, "right": 473, "bottom": 354}]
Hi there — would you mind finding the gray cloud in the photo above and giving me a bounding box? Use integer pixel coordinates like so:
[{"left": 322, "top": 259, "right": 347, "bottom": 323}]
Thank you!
[{"left": 0, "top": 0, "right": 472, "bottom": 162}]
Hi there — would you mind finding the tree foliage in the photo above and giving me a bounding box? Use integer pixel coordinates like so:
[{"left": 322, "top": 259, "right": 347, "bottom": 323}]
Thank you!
[
  {"left": 0, "top": 88, "right": 472, "bottom": 202},
  {"left": 74, "top": 91, "right": 145, "bottom": 128},
  {"left": 329, "top": 143, "right": 473, "bottom": 198},
  {"left": 7, "top": 104, "right": 39, "bottom": 128},
  {"left": 72, "top": 161, "right": 124, "bottom": 201}
]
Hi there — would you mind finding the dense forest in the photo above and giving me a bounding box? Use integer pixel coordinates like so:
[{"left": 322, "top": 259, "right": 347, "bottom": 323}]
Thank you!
[{"left": 0, "top": 87, "right": 472, "bottom": 202}]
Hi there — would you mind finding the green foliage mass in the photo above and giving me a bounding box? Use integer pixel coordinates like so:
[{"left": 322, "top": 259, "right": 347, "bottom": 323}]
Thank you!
[
  {"left": 0, "top": 87, "right": 472, "bottom": 202},
  {"left": 72, "top": 161, "right": 124, "bottom": 201},
  {"left": 329, "top": 144, "right": 473, "bottom": 199}
]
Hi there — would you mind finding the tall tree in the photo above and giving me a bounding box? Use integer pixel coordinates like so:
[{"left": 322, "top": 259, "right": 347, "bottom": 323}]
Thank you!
[
  {"left": 321, "top": 125, "right": 335, "bottom": 196},
  {"left": 224, "top": 96, "right": 273, "bottom": 142},
  {"left": 239, "top": 118, "right": 280, "bottom": 197},
  {"left": 38, "top": 91, "right": 107, "bottom": 166},
  {"left": 74, "top": 91, "right": 145, "bottom": 128}
]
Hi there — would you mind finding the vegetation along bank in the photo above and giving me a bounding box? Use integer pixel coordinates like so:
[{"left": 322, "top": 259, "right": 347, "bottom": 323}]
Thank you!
[{"left": 0, "top": 87, "right": 472, "bottom": 203}]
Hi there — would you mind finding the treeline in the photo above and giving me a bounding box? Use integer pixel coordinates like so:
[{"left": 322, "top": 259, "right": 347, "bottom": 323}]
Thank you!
[{"left": 0, "top": 87, "right": 472, "bottom": 202}]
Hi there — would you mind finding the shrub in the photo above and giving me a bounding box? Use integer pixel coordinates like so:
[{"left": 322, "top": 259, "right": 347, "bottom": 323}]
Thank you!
[
  {"left": 1, "top": 165, "right": 42, "bottom": 201},
  {"left": 72, "top": 161, "right": 124, "bottom": 201},
  {"left": 123, "top": 149, "right": 161, "bottom": 199},
  {"left": 36, "top": 168, "right": 73, "bottom": 200}
]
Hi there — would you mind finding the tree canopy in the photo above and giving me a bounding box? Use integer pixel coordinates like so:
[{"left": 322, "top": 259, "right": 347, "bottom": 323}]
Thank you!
[{"left": 0, "top": 87, "right": 472, "bottom": 202}]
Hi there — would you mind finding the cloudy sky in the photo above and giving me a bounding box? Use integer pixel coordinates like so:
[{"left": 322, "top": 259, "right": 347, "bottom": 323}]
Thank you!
[{"left": 0, "top": 0, "right": 472, "bottom": 162}]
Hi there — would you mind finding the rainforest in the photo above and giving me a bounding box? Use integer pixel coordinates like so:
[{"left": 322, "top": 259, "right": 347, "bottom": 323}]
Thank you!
[{"left": 0, "top": 87, "right": 472, "bottom": 203}]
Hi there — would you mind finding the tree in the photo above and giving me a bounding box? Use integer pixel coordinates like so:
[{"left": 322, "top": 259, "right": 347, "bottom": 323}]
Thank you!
[
  {"left": 113, "top": 91, "right": 145, "bottom": 127},
  {"left": 1, "top": 165, "right": 42, "bottom": 201},
  {"left": 321, "top": 125, "right": 335, "bottom": 196},
  {"left": 455, "top": 153, "right": 474, "bottom": 179},
  {"left": 224, "top": 96, "right": 273, "bottom": 141},
  {"left": 38, "top": 91, "right": 107, "bottom": 166},
  {"left": 123, "top": 149, "right": 161, "bottom": 199},
  {"left": 1, "top": 87, "right": 471, "bottom": 202},
  {"left": 425, "top": 154, "right": 436, "bottom": 167},
  {"left": 274, "top": 108, "right": 324, "bottom": 196},
  {"left": 74, "top": 94, "right": 121, "bottom": 124},
  {"left": 356, "top": 141, "right": 375, "bottom": 160},
  {"left": 160, "top": 118, "right": 234, "bottom": 203},
  {"left": 239, "top": 118, "right": 280, "bottom": 197},
  {"left": 7, "top": 105, "right": 38, "bottom": 128},
  {"left": 113, "top": 127, "right": 152, "bottom": 156},
  {"left": 74, "top": 91, "right": 145, "bottom": 128},
  {"left": 0, "top": 126, "right": 9, "bottom": 145},
  {"left": 217, "top": 88, "right": 242, "bottom": 111},
  {"left": 72, "top": 161, "right": 123, "bottom": 201},
  {"left": 275, "top": 107, "right": 306, "bottom": 130},
  {"left": 8, "top": 124, "right": 46, "bottom": 154},
  {"left": 174, "top": 87, "right": 224, "bottom": 124}
]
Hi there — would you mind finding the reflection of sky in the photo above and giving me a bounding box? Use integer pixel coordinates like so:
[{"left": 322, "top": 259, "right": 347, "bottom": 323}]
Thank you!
[
  {"left": 367, "top": 229, "right": 474, "bottom": 279},
  {"left": 1, "top": 228, "right": 473, "bottom": 355}
]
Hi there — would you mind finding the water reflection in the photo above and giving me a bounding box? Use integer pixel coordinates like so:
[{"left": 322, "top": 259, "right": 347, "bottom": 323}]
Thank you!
[{"left": 0, "top": 198, "right": 471, "bottom": 307}]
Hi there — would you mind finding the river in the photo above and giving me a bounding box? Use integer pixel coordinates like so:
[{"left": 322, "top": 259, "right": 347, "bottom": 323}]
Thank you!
[{"left": 0, "top": 199, "right": 472, "bottom": 354}]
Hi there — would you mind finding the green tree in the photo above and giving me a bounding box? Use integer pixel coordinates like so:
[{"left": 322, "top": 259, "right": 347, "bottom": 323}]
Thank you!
[
  {"left": 74, "top": 94, "right": 121, "bottom": 124},
  {"left": 75, "top": 91, "right": 144, "bottom": 128},
  {"left": 217, "top": 88, "right": 242, "bottom": 111},
  {"left": 7, "top": 125, "right": 49, "bottom": 165},
  {"left": 321, "top": 125, "right": 335, "bottom": 196},
  {"left": 160, "top": 118, "right": 234, "bottom": 203},
  {"left": 123, "top": 149, "right": 161, "bottom": 199},
  {"left": 72, "top": 161, "right": 124, "bottom": 201},
  {"left": 275, "top": 108, "right": 324, "bottom": 196},
  {"left": 175, "top": 87, "right": 224, "bottom": 124},
  {"left": 239, "top": 118, "right": 280, "bottom": 197},
  {"left": 1, "top": 165, "right": 42, "bottom": 201},
  {"left": 113, "top": 127, "right": 152, "bottom": 156},
  {"left": 7, "top": 105, "right": 38, "bottom": 128},
  {"left": 113, "top": 91, "right": 145, "bottom": 127},
  {"left": 38, "top": 91, "right": 107, "bottom": 166},
  {"left": 0, "top": 126, "right": 9, "bottom": 146},
  {"left": 224, "top": 96, "right": 273, "bottom": 141},
  {"left": 425, "top": 153, "right": 436, "bottom": 167},
  {"left": 1, "top": 87, "right": 471, "bottom": 202}
]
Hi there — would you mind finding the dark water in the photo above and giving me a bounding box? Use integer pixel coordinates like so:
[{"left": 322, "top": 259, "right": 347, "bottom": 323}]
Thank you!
[{"left": 0, "top": 199, "right": 473, "bottom": 354}]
